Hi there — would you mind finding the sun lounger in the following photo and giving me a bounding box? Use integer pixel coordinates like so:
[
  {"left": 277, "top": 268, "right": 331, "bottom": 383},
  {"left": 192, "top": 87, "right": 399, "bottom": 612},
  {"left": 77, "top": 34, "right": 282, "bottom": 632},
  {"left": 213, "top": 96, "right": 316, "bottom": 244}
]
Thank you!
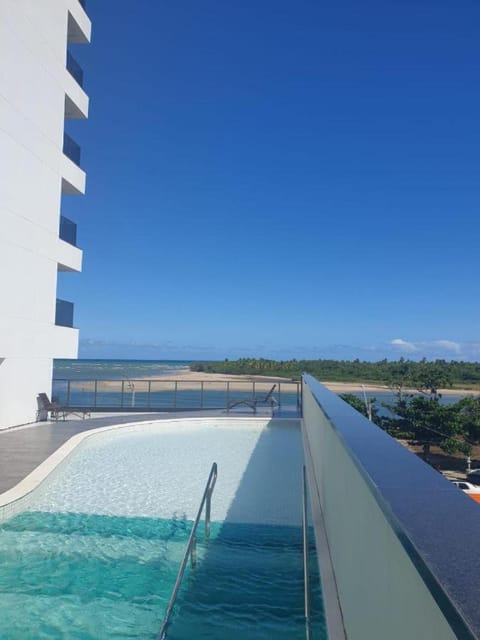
[
  {"left": 227, "top": 384, "right": 278, "bottom": 414},
  {"left": 37, "top": 393, "right": 90, "bottom": 421}
]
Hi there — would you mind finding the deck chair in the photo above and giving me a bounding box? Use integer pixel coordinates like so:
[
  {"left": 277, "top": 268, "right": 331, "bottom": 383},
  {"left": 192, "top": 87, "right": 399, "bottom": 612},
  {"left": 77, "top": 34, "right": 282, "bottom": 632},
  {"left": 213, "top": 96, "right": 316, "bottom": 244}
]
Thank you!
[
  {"left": 37, "top": 393, "right": 66, "bottom": 421},
  {"left": 227, "top": 384, "right": 278, "bottom": 414},
  {"left": 36, "top": 393, "right": 90, "bottom": 421}
]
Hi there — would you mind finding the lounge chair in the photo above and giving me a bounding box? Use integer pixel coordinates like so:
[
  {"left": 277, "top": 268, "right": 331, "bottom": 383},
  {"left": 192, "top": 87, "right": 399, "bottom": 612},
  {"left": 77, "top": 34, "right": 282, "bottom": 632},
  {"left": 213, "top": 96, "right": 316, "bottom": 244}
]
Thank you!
[
  {"left": 36, "top": 393, "right": 90, "bottom": 421},
  {"left": 227, "top": 384, "right": 278, "bottom": 414}
]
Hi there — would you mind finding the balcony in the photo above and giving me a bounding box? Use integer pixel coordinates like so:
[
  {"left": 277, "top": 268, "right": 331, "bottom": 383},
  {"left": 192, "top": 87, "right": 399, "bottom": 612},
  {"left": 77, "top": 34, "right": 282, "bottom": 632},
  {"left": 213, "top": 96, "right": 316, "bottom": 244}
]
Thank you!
[
  {"left": 65, "top": 62, "right": 89, "bottom": 120},
  {"left": 62, "top": 131, "right": 85, "bottom": 194},
  {"left": 68, "top": 1, "right": 91, "bottom": 44},
  {"left": 66, "top": 52, "right": 84, "bottom": 87},
  {"left": 59, "top": 215, "right": 77, "bottom": 246},
  {"left": 55, "top": 299, "right": 74, "bottom": 328},
  {"left": 58, "top": 215, "right": 82, "bottom": 272},
  {"left": 63, "top": 132, "right": 81, "bottom": 167}
]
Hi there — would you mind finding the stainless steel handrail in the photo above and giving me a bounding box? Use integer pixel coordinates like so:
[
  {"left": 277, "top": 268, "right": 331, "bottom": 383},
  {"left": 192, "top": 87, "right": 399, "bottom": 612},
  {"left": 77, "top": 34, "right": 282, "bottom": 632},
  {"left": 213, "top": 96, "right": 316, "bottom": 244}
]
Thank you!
[
  {"left": 303, "top": 465, "right": 311, "bottom": 640},
  {"left": 158, "top": 462, "right": 218, "bottom": 640}
]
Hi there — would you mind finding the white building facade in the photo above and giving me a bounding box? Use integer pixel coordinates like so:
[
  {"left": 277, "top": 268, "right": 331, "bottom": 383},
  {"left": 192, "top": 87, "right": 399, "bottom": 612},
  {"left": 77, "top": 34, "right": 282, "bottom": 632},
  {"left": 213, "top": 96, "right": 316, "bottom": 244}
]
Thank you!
[{"left": 0, "top": 0, "right": 91, "bottom": 428}]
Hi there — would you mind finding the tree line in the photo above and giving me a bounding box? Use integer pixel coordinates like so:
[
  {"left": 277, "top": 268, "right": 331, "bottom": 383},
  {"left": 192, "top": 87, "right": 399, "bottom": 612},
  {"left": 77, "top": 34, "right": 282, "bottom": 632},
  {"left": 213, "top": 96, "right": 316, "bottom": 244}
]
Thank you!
[{"left": 190, "top": 357, "right": 480, "bottom": 388}]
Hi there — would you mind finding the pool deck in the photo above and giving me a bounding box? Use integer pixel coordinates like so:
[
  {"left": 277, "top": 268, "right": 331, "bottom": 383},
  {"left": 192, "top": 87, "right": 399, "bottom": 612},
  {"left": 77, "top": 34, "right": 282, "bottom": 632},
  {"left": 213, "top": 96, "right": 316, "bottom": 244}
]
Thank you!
[
  {"left": 0, "top": 409, "right": 299, "bottom": 495},
  {"left": 0, "top": 413, "right": 169, "bottom": 494}
]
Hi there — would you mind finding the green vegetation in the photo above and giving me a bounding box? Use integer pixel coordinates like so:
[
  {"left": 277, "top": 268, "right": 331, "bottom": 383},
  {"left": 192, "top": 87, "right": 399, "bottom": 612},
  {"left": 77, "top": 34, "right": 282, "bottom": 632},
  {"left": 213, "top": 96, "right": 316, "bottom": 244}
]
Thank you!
[
  {"left": 190, "top": 357, "right": 480, "bottom": 389},
  {"left": 381, "top": 390, "right": 472, "bottom": 457},
  {"left": 341, "top": 384, "right": 480, "bottom": 460},
  {"left": 190, "top": 357, "right": 480, "bottom": 461}
]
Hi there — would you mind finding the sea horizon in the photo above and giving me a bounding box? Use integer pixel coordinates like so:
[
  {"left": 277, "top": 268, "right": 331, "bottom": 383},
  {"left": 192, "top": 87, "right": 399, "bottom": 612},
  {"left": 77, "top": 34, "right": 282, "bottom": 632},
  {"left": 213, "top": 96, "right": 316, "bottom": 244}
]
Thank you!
[{"left": 53, "top": 358, "right": 195, "bottom": 381}]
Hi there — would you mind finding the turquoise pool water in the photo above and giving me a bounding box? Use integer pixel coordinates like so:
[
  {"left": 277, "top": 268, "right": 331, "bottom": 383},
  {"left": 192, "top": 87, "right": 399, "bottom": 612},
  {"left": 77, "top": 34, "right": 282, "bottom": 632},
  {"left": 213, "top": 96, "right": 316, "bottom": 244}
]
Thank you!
[{"left": 0, "top": 511, "right": 325, "bottom": 639}]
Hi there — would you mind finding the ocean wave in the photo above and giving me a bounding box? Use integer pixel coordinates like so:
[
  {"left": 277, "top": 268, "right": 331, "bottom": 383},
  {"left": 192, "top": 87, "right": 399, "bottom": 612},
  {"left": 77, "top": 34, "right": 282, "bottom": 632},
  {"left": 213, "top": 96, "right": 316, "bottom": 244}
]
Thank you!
[{"left": 53, "top": 359, "right": 191, "bottom": 380}]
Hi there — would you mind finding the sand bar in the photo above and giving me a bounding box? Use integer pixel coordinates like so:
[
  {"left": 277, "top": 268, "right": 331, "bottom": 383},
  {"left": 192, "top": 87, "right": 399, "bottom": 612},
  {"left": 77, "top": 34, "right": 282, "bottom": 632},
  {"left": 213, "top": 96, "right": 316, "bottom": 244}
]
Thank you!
[
  {"left": 66, "top": 371, "right": 479, "bottom": 396},
  {"left": 322, "top": 381, "right": 480, "bottom": 396},
  {"left": 138, "top": 371, "right": 480, "bottom": 396},
  {"left": 68, "top": 372, "right": 298, "bottom": 392}
]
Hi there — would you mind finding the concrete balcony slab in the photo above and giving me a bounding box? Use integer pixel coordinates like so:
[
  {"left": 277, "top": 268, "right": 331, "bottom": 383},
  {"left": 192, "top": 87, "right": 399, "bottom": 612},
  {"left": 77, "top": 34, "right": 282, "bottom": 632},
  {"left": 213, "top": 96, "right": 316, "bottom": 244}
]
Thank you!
[
  {"left": 67, "top": 1, "right": 91, "bottom": 44},
  {"left": 65, "top": 71, "right": 89, "bottom": 119},
  {"left": 61, "top": 154, "right": 86, "bottom": 195}
]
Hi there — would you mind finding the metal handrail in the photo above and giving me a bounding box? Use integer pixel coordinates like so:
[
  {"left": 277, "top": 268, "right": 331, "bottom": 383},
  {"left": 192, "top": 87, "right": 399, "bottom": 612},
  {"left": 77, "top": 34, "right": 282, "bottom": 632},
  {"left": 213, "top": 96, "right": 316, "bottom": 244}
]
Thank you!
[
  {"left": 303, "top": 465, "right": 311, "bottom": 640},
  {"left": 158, "top": 462, "right": 218, "bottom": 640}
]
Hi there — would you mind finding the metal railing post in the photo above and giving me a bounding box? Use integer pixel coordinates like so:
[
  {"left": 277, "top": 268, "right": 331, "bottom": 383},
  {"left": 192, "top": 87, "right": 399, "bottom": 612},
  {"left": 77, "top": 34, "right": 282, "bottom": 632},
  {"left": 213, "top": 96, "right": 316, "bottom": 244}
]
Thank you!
[
  {"left": 200, "top": 381, "right": 204, "bottom": 409},
  {"left": 94, "top": 380, "right": 98, "bottom": 408},
  {"left": 121, "top": 380, "right": 125, "bottom": 408},
  {"left": 190, "top": 533, "right": 197, "bottom": 567},
  {"left": 205, "top": 488, "right": 212, "bottom": 538},
  {"left": 148, "top": 380, "right": 151, "bottom": 410},
  {"left": 67, "top": 380, "right": 71, "bottom": 406},
  {"left": 174, "top": 381, "right": 177, "bottom": 410}
]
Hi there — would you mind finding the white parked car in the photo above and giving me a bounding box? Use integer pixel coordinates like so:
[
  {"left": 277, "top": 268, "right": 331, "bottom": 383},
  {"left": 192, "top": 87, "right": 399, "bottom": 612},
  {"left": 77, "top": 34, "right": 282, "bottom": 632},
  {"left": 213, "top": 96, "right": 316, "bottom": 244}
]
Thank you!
[
  {"left": 450, "top": 480, "right": 480, "bottom": 503},
  {"left": 451, "top": 480, "right": 478, "bottom": 491}
]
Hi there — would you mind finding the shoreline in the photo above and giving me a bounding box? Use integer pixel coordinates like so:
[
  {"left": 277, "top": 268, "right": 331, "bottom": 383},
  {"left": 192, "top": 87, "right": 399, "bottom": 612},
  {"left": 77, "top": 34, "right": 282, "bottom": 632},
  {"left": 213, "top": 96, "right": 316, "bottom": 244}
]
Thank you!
[
  {"left": 66, "top": 370, "right": 480, "bottom": 396},
  {"left": 149, "top": 371, "right": 480, "bottom": 396},
  {"left": 321, "top": 381, "right": 480, "bottom": 396}
]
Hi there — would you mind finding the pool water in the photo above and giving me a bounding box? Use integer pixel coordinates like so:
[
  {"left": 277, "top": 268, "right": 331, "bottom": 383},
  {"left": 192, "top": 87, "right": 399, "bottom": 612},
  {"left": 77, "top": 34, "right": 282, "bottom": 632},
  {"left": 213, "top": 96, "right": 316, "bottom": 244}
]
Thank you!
[
  {"left": 168, "top": 521, "right": 325, "bottom": 640},
  {"left": 0, "top": 511, "right": 325, "bottom": 639}
]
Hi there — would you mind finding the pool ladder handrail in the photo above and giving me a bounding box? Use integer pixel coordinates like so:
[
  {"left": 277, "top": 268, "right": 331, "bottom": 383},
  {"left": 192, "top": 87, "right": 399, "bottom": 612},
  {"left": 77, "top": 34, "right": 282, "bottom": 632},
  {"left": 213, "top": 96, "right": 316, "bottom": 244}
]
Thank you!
[
  {"left": 303, "top": 465, "right": 311, "bottom": 640},
  {"left": 157, "top": 462, "right": 218, "bottom": 640}
]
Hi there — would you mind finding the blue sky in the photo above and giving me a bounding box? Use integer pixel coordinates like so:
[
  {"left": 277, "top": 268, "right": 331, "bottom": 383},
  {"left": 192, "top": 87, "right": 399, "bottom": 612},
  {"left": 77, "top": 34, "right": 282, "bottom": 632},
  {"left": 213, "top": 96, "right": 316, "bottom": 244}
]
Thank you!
[{"left": 60, "top": 0, "right": 480, "bottom": 361}]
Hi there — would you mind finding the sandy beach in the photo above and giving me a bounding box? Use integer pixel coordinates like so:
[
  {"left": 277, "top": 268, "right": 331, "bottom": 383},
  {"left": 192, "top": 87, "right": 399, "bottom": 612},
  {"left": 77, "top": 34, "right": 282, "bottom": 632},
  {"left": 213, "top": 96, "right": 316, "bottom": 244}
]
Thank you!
[
  {"left": 148, "top": 372, "right": 480, "bottom": 396},
  {"left": 69, "top": 370, "right": 480, "bottom": 396},
  {"left": 319, "top": 381, "right": 480, "bottom": 396},
  {"left": 71, "top": 371, "right": 299, "bottom": 392}
]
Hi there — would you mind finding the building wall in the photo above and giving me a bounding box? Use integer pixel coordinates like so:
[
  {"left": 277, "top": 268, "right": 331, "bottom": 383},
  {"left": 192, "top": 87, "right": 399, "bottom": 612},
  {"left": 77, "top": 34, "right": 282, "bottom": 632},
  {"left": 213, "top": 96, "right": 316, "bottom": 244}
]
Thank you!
[
  {"left": 0, "top": 0, "right": 89, "bottom": 428},
  {"left": 302, "top": 381, "right": 461, "bottom": 640}
]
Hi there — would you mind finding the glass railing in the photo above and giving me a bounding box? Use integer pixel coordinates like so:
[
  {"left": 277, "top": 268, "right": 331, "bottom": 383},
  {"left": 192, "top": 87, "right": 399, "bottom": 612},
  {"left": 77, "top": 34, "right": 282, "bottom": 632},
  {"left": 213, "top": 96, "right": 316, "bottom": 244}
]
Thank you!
[
  {"left": 55, "top": 299, "right": 74, "bottom": 328},
  {"left": 50, "top": 379, "right": 302, "bottom": 414},
  {"left": 66, "top": 51, "right": 84, "bottom": 87},
  {"left": 63, "top": 132, "right": 81, "bottom": 167},
  {"left": 59, "top": 215, "right": 77, "bottom": 246}
]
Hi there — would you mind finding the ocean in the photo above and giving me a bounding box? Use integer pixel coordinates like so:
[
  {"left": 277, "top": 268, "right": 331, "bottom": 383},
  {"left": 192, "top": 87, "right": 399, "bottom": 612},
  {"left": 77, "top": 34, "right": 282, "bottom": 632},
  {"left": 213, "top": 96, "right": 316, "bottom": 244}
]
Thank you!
[{"left": 53, "top": 359, "right": 192, "bottom": 380}]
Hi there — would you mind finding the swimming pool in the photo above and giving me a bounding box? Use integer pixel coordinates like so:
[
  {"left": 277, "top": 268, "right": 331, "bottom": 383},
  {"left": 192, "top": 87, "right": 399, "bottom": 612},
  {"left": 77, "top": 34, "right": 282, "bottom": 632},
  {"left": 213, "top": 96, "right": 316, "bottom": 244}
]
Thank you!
[{"left": 0, "top": 418, "right": 326, "bottom": 639}]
